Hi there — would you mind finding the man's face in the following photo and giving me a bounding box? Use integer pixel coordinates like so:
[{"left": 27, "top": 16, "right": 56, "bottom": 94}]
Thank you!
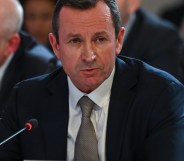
[
  {"left": 24, "top": 0, "right": 54, "bottom": 45},
  {"left": 50, "top": 1, "right": 124, "bottom": 93}
]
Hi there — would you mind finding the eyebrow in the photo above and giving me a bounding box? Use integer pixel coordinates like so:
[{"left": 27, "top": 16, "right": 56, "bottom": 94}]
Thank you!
[
  {"left": 94, "top": 31, "right": 108, "bottom": 35},
  {"left": 67, "top": 33, "right": 81, "bottom": 38},
  {"left": 66, "top": 31, "right": 109, "bottom": 38}
]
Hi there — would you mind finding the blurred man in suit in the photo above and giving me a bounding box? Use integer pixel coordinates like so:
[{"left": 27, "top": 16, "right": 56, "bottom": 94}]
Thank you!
[
  {"left": 0, "top": 0, "right": 60, "bottom": 115},
  {"left": 116, "top": 0, "right": 184, "bottom": 82},
  {"left": 161, "top": 1, "right": 184, "bottom": 39},
  {"left": 0, "top": 0, "right": 184, "bottom": 161}
]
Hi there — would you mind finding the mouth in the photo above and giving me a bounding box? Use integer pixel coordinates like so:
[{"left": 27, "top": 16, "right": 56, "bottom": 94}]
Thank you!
[{"left": 80, "top": 68, "right": 98, "bottom": 75}]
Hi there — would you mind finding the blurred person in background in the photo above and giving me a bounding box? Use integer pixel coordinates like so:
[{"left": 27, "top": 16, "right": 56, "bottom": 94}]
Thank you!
[
  {"left": 20, "top": 0, "right": 57, "bottom": 52},
  {"left": 116, "top": 0, "right": 184, "bottom": 82},
  {"left": 161, "top": 1, "right": 184, "bottom": 40},
  {"left": 0, "top": 0, "right": 60, "bottom": 115}
]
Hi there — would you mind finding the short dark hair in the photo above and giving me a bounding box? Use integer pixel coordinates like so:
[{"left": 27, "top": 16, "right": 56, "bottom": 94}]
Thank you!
[{"left": 52, "top": 0, "right": 122, "bottom": 42}]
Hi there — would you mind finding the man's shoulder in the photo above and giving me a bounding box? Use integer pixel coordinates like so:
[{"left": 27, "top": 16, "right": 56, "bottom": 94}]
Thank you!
[
  {"left": 116, "top": 56, "right": 182, "bottom": 86},
  {"left": 15, "top": 67, "right": 64, "bottom": 91},
  {"left": 115, "top": 56, "right": 184, "bottom": 101},
  {"left": 136, "top": 9, "right": 179, "bottom": 35}
]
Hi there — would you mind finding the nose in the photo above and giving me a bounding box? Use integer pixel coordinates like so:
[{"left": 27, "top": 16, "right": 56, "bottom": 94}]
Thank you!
[{"left": 81, "top": 43, "right": 96, "bottom": 62}]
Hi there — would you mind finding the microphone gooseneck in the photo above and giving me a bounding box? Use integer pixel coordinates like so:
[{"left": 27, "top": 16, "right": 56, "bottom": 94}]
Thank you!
[{"left": 0, "top": 118, "right": 38, "bottom": 146}]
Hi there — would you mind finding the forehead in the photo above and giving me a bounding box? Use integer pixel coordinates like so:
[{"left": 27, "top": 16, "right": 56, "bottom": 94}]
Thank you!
[{"left": 58, "top": 1, "right": 114, "bottom": 32}]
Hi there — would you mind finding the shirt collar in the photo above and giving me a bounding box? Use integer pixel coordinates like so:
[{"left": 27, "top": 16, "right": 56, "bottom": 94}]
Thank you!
[{"left": 68, "top": 66, "right": 115, "bottom": 109}]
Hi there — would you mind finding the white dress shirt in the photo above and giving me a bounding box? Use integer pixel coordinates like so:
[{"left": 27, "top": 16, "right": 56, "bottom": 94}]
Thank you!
[{"left": 67, "top": 67, "right": 115, "bottom": 161}]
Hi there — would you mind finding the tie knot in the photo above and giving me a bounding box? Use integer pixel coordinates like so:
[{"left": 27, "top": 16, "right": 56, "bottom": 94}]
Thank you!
[{"left": 78, "top": 96, "right": 94, "bottom": 118}]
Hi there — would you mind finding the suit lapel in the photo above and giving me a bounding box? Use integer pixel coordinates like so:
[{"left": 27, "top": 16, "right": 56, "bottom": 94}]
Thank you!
[
  {"left": 106, "top": 57, "right": 137, "bottom": 161},
  {"left": 39, "top": 70, "right": 69, "bottom": 159}
]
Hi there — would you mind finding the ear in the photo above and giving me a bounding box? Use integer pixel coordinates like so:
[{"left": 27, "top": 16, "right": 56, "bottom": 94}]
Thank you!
[
  {"left": 115, "top": 27, "right": 125, "bottom": 55},
  {"left": 49, "top": 33, "right": 60, "bottom": 59},
  {"left": 128, "top": 0, "right": 141, "bottom": 14},
  {"left": 5, "top": 33, "right": 20, "bottom": 57}
]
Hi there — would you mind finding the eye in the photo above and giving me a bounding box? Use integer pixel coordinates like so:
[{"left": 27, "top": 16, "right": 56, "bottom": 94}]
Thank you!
[
  {"left": 69, "top": 38, "right": 81, "bottom": 44},
  {"left": 96, "top": 37, "right": 106, "bottom": 43}
]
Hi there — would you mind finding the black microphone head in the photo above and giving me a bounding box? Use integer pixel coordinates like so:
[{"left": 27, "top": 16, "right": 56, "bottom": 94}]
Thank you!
[{"left": 25, "top": 119, "right": 38, "bottom": 131}]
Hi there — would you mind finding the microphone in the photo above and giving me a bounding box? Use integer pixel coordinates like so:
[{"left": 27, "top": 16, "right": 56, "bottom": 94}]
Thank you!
[{"left": 0, "top": 118, "right": 38, "bottom": 146}]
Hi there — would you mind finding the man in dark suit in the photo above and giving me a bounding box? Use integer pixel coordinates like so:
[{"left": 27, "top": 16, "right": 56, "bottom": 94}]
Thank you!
[
  {"left": 116, "top": 0, "right": 184, "bottom": 82},
  {"left": 0, "top": 0, "right": 60, "bottom": 114},
  {"left": 161, "top": 2, "right": 184, "bottom": 39},
  {"left": 1, "top": 0, "right": 184, "bottom": 161}
]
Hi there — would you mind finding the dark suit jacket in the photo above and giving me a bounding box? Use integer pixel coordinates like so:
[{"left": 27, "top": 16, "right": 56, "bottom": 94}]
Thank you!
[
  {"left": 0, "top": 56, "right": 184, "bottom": 161},
  {"left": 120, "top": 9, "right": 183, "bottom": 82},
  {"left": 161, "top": 3, "right": 184, "bottom": 28},
  {"left": 0, "top": 31, "right": 60, "bottom": 114}
]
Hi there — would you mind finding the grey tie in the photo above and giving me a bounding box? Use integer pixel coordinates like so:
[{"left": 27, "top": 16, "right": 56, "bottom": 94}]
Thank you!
[{"left": 74, "top": 96, "right": 99, "bottom": 161}]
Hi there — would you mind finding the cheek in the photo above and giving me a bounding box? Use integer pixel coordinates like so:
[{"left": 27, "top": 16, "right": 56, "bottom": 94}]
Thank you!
[
  {"left": 59, "top": 51, "right": 78, "bottom": 74},
  {"left": 100, "top": 51, "right": 116, "bottom": 72},
  {"left": 59, "top": 43, "right": 81, "bottom": 61},
  {"left": 61, "top": 57, "right": 75, "bottom": 76}
]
